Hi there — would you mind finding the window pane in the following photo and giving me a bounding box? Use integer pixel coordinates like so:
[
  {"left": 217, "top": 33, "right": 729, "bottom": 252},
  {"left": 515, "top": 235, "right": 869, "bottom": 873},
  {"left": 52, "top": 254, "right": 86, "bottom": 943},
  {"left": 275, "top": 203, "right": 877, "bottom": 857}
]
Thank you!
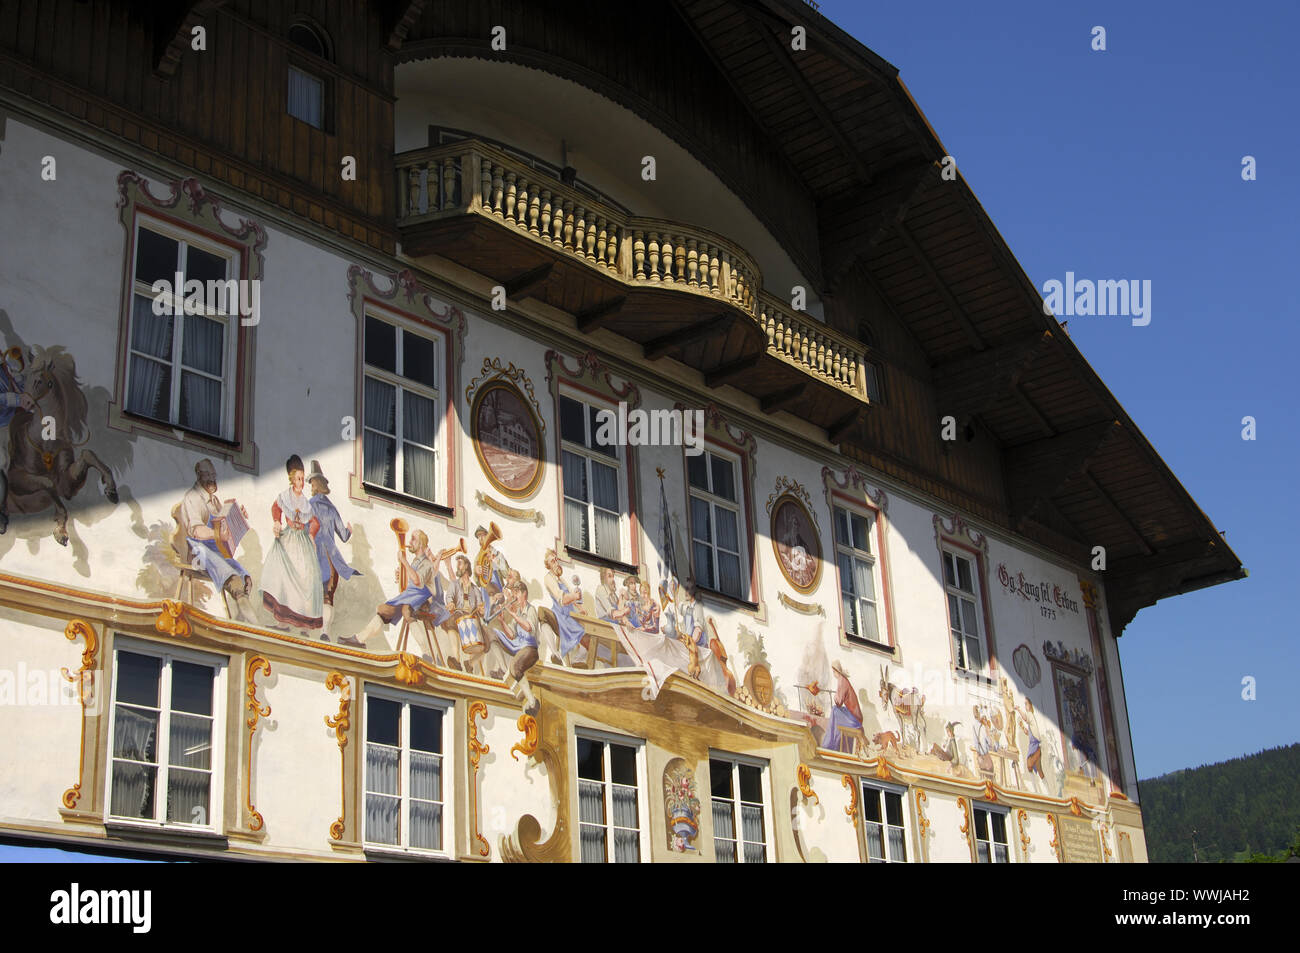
[
  {"left": 135, "top": 227, "right": 178, "bottom": 286},
  {"left": 366, "top": 697, "right": 400, "bottom": 747},
  {"left": 561, "top": 450, "right": 588, "bottom": 503},
  {"left": 690, "top": 497, "right": 711, "bottom": 543},
  {"left": 609, "top": 744, "right": 637, "bottom": 786},
  {"left": 365, "top": 745, "right": 399, "bottom": 796},
  {"left": 717, "top": 553, "right": 742, "bottom": 599},
  {"left": 961, "top": 597, "right": 980, "bottom": 637},
  {"left": 288, "top": 66, "right": 324, "bottom": 128},
  {"left": 110, "top": 763, "right": 156, "bottom": 820},
  {"left": 966, "top": 635, "right": 984, "bottom": 671},
  {"left": 410, "top": 799, "right": 442, "bottom": 850},
  {"left": 593, "top": 508, "right": 621, "bottom": 560},
  {"left": 612, "top": 784, "right": 638, "bottom": 830},
  {"left": 364, "top": 317, "right": 397, "bottom": 372},
  {"left": 692, "top": 543, "right": 714, "bottom": 589},
  {"left": 865, "top": 821, "right": 884, "bottom": 861},
  {"left": 710, "top": 455, "right": 736, "bottom": 502},
  {"left": 591, "top": 461, "right": 619, "bottom": 511},
  {"left": 741, "top": 841, "right": 766, "bottom": 864},
  {"left": 410, "top": 751, "right": 441, "bottom": 802},
  {"left": 834, "top": 508, "right": 849, "bottom": 547},
  {"left": 838, "top": 553, "right": 856, "bottom": 596},
  {"left": 402, "top": 331, "right": 437, "bottom": 389},
  {"left": 366, "top": 794, "right": 399, "bottom": 845},
  {"left": 179, "top": 372, "right": 221, "bottom": 436},
  {"left": 590, "top": 404, "right": 617, "bottom": 457},
  {"left": 410, "top": 706, "right": 442, "bottom": 754},
  {"left": 853, "top": 559, "right": 875, "bottom": 602},
  {"left": 974, "top": 809, "right": 989, "bottom": 840},
  {"left": 858, "top": 600, "right": 880, "bottom": 642},
  {"left": 402, "top": 443, "right": 436, "bottom": 501},
  {"left": 977, "top": 841, "right": 990, "bottom": 864},
  {"left": 578, "top": 780, "right": 605, "bottom": 825},
  {"left": 687, "top": 453, "right": 709, "bottom": 491},
  {"left": 991, "top": 811, "right": 1007, "bottom": 843},
  {"left": 577, "top": 738, "right": 604, "bottom": 782},
  {"left": 994, "top": 843, "right": 1008, "bottom": 864},
  {"left": 126, "top": 357, "right": 171, "bottom": 422},
  {"left": 852, "top": 513, "right": 871, "bottom": 552},
  {"left": 181, "top": 314, "right": 224, "bottom": 375},
  {"left": 363, "top": 432, "right": 395, "bottom": 490},
  {"left": 712, "top": 800, "right": 735, "bottom": 841},
  {"left": 560, "top": 397, "right": 586, "bottom": 446},
  {"left": 613, "top": 827, "right": 640, "bottom": 863},
  {"left": 887, "top": 825, "right": 906, "bottom": 862},
  {"left": 364, "top": 377, "right": 396, "bottom": 433},
  {"left": 402, "top": 391, "right": 437, "bottom": 447},
  {"left": 185, "top": 246, "right": 227, "bottom": 285},
  {"left": 565, "top": 499, "right": 590, "bottom": 551},
  {"left": 884, "top": 791, "right": 903, "bottom": 827},
  {"left": 738, "top": 764, "right": 762, "bottom": 804},
  {"left": 709, "top": 760, "right": 732, "bottom": 799},
  {"left": 957, "top": 556, "right": 974, "bottom": 593},
  {"left": 715, "top": 506, "right": 739, "bottom": 553},
  {"left": 842, "top": 595, "right": 858, "bottom": 636},
  {"left": 112, "top": 705, "right": 158, "bottom": 762},
  {"left": 116, "top": 653, "right": 161, "bottom": 708},
  {"left": 130, "top": 301, "right": 173, "bottom": 360},
  {"left": 168, "top": 713, "right": 211, "bottom": 770},
  {"left": 862, "top": 788, "right": 882, "bottom": 824},
  {"left": 942, "top": 552, "right": 956, "bottom": 588},
  {"left": 580, "top": 824, "right": 607, "bottom": 863},
  {"left": 947, "top": 593, "right": 962, "bottom": 631},
  {"left": 740, "top": 803, "right": 764, "bottom": 844},
  {"left": 165, "top": 767, "right": 209, "bottom": 824}
]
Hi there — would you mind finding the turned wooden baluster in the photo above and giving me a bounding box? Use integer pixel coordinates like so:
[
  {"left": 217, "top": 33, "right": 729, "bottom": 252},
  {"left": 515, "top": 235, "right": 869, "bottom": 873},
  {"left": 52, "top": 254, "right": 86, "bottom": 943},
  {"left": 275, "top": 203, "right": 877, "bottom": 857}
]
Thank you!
[
  {"left": 648, "top": 233, "right": 661, "bottom": 281},
  {"left": 527, "top": 186, "right": 540, "bottom": 234},
  {"left": 633, "top": 231, "right": 646, "bottom": 280},
  {"left": 503, "top": 172, "right": 517, "bottom": 221},
  {"left": 480, "top": 161, "right": 492, "bottom": 211},
  {"left": 660, "top": 235, "right": 674, "bottom": 282},
  {"left": 407, "top": 165, "right": 421, "bottom": 217},
  {"left": 708, "top": 247, "right": 720, "bottom": 292},
  {"left": 595, "top": 218, "right": 607, "bottom": 264},
  {"left": 443, "top": 158, "right": 456, "bottom": 210},
  {"left": 575, "top": 206, "right": 587, "bottom": 258}
]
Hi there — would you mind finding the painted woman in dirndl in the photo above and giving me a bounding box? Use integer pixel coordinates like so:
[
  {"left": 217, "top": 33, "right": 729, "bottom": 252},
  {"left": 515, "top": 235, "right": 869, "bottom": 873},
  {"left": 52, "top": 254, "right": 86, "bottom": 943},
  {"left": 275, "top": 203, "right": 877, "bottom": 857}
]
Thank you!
[{"left": 260, "top": 454, "right": 324, "bottom": 631}]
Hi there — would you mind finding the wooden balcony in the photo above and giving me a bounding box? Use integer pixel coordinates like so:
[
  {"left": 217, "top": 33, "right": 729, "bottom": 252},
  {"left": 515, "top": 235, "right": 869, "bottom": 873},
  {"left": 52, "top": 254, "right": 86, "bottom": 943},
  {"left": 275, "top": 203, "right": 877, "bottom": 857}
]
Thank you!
[{"left": 396, "top": 140, "right": 872, "bottom": 437}]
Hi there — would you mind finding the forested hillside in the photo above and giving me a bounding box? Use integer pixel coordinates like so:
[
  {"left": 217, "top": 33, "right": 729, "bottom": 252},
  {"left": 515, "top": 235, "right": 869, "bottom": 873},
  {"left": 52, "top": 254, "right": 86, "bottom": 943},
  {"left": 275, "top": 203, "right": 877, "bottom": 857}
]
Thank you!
[{"left": 1138, "top": 743, "right": 1300, "bottom": 863}]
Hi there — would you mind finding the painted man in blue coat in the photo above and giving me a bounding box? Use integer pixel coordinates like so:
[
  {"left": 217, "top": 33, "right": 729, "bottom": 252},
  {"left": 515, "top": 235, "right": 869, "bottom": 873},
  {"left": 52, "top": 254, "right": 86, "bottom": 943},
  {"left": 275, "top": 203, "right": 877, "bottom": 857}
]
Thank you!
[{"left": 308, "top": 460, "right": 360, "bottom": 641}]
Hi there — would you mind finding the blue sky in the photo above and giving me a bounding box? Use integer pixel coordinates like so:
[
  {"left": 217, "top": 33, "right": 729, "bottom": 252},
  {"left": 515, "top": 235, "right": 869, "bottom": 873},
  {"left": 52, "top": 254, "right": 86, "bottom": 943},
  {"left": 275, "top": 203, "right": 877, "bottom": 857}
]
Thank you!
[{"left": 818, "top": 0, "right": 1299, "bottom": 777}]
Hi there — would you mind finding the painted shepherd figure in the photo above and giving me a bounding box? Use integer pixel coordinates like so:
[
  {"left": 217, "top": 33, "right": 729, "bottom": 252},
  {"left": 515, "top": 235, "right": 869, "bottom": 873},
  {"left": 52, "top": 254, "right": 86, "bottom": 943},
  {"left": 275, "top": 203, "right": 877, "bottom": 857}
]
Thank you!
[
  {"left": 178, "top": 458, "right": 257, "bottom": 623},
  {"left": 822, "top": 660, "right": 863, "bottom": 753},
  {"left": 307, "top": 460, "right": 360, "bottom": 642},
  {"left": 260, "top": 455, "right": 324, "bottom": 631}
]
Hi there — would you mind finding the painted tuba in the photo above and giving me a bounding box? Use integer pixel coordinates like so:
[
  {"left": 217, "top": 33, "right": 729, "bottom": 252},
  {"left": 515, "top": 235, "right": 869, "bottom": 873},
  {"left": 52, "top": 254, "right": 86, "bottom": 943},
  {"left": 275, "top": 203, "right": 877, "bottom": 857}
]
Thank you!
[{"left": 474, "top": 521, "right": 502, "bottom": 586}]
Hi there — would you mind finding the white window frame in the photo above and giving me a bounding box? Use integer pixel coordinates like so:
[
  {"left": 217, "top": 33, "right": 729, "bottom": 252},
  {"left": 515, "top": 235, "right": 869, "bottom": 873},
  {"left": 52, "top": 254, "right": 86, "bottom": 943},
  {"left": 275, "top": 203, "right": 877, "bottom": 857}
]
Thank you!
[
  {"left": 125, "top": 216, "right": 240, "bottom": 441},
  {"left": 688, "top": 447, "right": 749, "bottom": 600},
  {"left": 572, "top": 728, "right": 648, "bottom": 864},
  {"left": 362, "top": 309, "right": 443, "bottom": 506},
  {"left": 972, "top": 802, "right": 1012, "bottom": 864},
  {"left": 103, "top": 637, "right": 228, "bottom": 832},
  {"left": 708, "top": 751, "right": 771, "bottom": 863},
  {"left": 942, "top": 546, "right": 986, "bottom": 673},
  {"left": 859, "top": 780, "right": 909, "bottom": 863},
  {"left": 361, "top": 685, "right": 453, "bottom": 858},
  {"left": 833, "top": 504, "right": 886, "bottom": 646},
  {"left": 558, "top": 391, "right": 629, "bottom": 562}
]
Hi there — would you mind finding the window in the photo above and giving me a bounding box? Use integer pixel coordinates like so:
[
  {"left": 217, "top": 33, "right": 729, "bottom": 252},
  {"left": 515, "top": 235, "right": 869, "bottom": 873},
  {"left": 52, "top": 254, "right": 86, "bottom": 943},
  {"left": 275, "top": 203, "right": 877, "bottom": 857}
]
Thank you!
[
  {"left": 709, "top": 755, "right": 768, "bottom": 863},
  {"left": 834, "top": 506, "right": 883, "bottom": 644},
  {"left": 125, "top": 221, "right": 238, "bottom": 439},
  {"left": 286, "top": 22, "right": 331, "bottom": 131},
  {"left": 107, "top": 646, "right": 224, "bottom": 828},
  {"left": 363, "top": 314, "right": 441, "bottom": 504},
  {"left": 862, "top": 360, "right": 884, "bottom": 403},
  {"left": 559, "top": 395, "right": 624, "bottom": 561},
  {"left": 943, "top": 548, "right": 985, "bottom": 671},
  {"left": 363, "top": 693, "right": 448, "bottom": 854},
  {"left": 575, "top": 734, "right": 643, "bottom": 863},
  {"left": 860, "top": 782, "right": 907, "bottom": 862},
  {"left": 689, "top": 451, "right": 746, "bottom": 599},
  {"left": 973, "top": 804, "right": 1010, "bottom": 863}
]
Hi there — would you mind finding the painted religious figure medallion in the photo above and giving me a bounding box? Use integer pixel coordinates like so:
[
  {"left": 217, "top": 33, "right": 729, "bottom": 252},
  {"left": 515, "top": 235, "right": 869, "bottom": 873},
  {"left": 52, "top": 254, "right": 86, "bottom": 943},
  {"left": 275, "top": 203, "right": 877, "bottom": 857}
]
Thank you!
[
  {"left": 770, "top": 493, "right": 822, "bottom": 593},
  {"left": 471, "top": 379, "right": 544, "bottom": 499}
]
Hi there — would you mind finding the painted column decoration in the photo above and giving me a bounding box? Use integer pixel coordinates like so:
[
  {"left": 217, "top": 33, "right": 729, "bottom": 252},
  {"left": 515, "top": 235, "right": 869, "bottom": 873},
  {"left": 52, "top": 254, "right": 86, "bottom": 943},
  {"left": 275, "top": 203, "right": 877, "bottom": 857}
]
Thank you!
[{"left": 59, "top": 620, "right": 98, "bottom": 811}]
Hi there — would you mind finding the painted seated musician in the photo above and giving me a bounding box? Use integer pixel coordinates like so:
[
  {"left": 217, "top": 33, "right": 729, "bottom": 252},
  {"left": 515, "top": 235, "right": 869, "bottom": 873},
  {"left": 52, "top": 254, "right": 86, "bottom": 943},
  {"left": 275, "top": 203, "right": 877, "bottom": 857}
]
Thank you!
[
  {"left": 341, "top": 529, "right": 445, "bottom": 654},
  {"left": 178, "top": 458, "right": 258, "bottom": 623},
  {"left": 443, "top": 553, "right": 487, "bottom": 665},
  {"left": 485, "top": 579, "right": 542, "bottom": 715}
]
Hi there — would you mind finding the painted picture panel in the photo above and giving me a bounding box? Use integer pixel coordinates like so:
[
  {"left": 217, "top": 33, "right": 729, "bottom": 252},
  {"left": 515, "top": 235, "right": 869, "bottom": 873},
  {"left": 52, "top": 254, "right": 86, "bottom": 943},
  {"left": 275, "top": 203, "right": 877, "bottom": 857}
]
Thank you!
[
  {"left": 770, "top": 493, "right": 821, "bottom": 593},
  {"left": 472, "top": 380, "right": 543, "bottom": 499}
]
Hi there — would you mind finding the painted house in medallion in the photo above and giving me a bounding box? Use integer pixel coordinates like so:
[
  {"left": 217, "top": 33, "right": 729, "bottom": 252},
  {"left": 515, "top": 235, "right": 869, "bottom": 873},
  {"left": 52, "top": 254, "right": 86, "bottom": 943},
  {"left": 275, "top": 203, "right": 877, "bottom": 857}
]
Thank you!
[{"left": 0, "top": 0, "right": 1243, "bottom": 863}]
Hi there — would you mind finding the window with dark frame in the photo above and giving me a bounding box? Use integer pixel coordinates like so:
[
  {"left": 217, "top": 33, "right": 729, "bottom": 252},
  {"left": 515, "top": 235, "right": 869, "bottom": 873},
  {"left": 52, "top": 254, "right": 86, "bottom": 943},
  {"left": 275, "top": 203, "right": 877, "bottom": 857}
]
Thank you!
[
  {"left": 559, "top": 394, "right": 624, "bottom": 561},
  {"left": 942, "top": 548, "right": 985, "bottom": 672},
  {"left": 363, "top": 693, "right": 446, "bottom": 853},
  {"left": 709, "top": 756, "right": 767, "bottom": 863},
  {"left": 689, "top": 451, "right": 745, "bottom": 599},
  {"left": 973, "top": 804, "right": 1010, "bottom": 863},
  {"left": 286, "top": 22, "right": 331, "bottom": 131},
  {"left": 125, "top": 222, "right": 237, "bottom": 439},
  {"left": 575, "top": 735, "right": 642, "bottom": 863},
  {"left": 860, "top": 782, "right": 907, "bottom": 862},
  {"left": 363, "top": 314, "right": 440, "bottom": 505},
  {"left": 834, "top": 505, "right": 883, "bottom": 644},
  {"left": 108, "top": 648, "right": 219, "bottom": 828}
]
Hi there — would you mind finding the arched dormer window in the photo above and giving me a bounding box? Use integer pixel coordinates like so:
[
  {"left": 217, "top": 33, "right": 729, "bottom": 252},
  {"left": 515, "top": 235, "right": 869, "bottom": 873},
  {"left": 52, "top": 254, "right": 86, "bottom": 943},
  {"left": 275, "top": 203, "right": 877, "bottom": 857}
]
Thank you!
[
  {"left": 286, "top": 20, "right": 333, "bottom": 131},
  {"left": 856, "top": 320, "right": 885, "bottom": 404}
]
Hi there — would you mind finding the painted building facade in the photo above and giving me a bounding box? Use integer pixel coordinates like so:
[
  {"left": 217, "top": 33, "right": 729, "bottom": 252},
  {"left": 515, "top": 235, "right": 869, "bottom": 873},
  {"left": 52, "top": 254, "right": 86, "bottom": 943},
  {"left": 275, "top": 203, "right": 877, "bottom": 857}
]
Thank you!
[{"left": 0, "top": 0, "right": 1242, "bottom": 863}]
